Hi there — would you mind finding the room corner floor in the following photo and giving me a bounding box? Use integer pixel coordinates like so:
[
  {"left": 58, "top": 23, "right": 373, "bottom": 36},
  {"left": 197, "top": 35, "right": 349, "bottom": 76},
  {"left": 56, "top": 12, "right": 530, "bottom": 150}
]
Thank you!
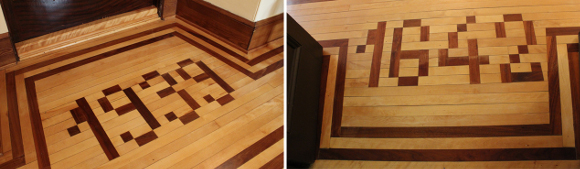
[
  {"left": 289, "top": 0, "right": 580, "bottom": 168},
  {"left": 0, "top": 17, "right": 284, "bottom": 168}
]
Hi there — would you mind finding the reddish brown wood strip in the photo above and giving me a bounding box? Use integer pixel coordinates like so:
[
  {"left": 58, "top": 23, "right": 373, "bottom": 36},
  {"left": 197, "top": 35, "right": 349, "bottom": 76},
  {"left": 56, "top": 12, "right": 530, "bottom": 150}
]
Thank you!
[
  {"left": 400, "top": 50, "right": 428, "bottom": 59},
  {"left": 479, "top": 56, "right": 490, "bottom": 64},
  {"left": 139, "top": 82, "right": 151, "bottom": 89},
  {"left": 524, "top": 21, "right": 538, "bottom": 45},
  {"left": 341, "top": 125, "right": 553, "bottom": 138},
  {"left": 67, "top": 126, "right": 81, "bottom": 137},
  {"left": 142, "top": 71, "right": 161, "bottom": 80},
  {"left": 369, "top": 21, "right": 387, "bottom": 87},
  {"left": 398, "top": 77, "right": 419, "bottom": 86},
  {"left": 196, "top": 61, "right": 235, "bottom": 93},
  {"left": 466, "top": 16, "right": 476, "bottom": 24},
  {"left": 246, "top": 46, "right": 283, "bottom": 66},
  {"left": 457, "top": 24, "right": 467, "bottom": 32},
  {"left": 420, "top": 26, "right": 430, "bottom": 41},
  {"left": 70, "top": 107, "right": 87, "bottom": 124},
  {"left": 161, "top": 73, "right": 178, "bottom": 86},
  {"left": 203, "top": 94, "right": 215, "bottom": 103},
  {"left": 260, "top": 153, "right": 283, "bottom": 169},
  {"left": 531, "top": 62, "right": 543, "bottom": 72},
  {"left": 179, "top": 111, "right": 200, "bottom": 125},
  {"left": 217, "top": 94, "right": 235, "bottom": 105},
  {"left": 448, "top": 32, "right": 458, "bottom": 48},
  {"left": 500, "top": 64, "right": 512, "bottom": 83},
  {"left": 124, "top": 88, "right": 161, "bottom": 129},
  {"left": 175, "top": 68, "right": 191, "bottom": 80},
  {"left": 419, "top": 53, "right": 429, "bottom": 76},
  {"left": 174, "top": 24, "right": 249, "bottom": 62},
  {"left": 102, "top": 85, "right": 122, "bottom": 96},
  {"left": 403, "top": 19, "right": 421, "bottom": 27},
  {"left": 356, "top": 45, "right": 366, "bottom": 53},
  {"left": 319, "top": 39, "right": 349, "bottom": 137},
  {"left": 518, "top": 45, "right": 529, "bottom": 54},
  {"left": 121, "top": 132, "right": 133, "bottom": 143},
  {"left": 511, "top": 72, "right": 544, "bottom": 82},
  {"left": 98, "top": 97, "right": 114, "bottom": 113},
  {"left": 0, "top": 158, "right": 25, "bottom": 169},
  {"left": 438, "top": 49, "right": 448, "bottom": 66},
  {"left": 24, "top": 77, "right": 50, "bottom": 168},
  {"left": 135, "top": 131, "right": 158, "bottom": 146},
  {"left": 5, "top": 73, "right": 24, "bottom": 162},
  {"left": 76, "top": 97, "right": 120, "bottom": 160},
  {"left": 215, "top": 126, "right": 283, "bottom": 169},
  {"left": 547, "top": 36, "right": 562, "bottom": 135},
  {"left": 389, "top": 28, "right": 403, "bottom": 77},
  {"left": 468, "top": 39, "right": 480, "bottom": 84},
  {"left": 165, "top": 112, "right": 178, "bottom": 122},
  {"left": 157, "top": 87, "right": 176, "bottom": 98},
  {"left": 446, "top": 57, "right": 470, "bottom": 66},
  {"left": 115, "top": 103, "right": 136, "bottom": 116},
  {"left": 318, "top": 148, "right": 576, "bottom": 161},
  {"left": 568, "top": 44, "right": 579, "bottom": 53},
  {"left": 495, "top": 22, "right": 506, "bottom": 38},
  {"left": 504, "top": 14, "right": 523, "bottom": 22},
  {"left": 509, "top": 54, "right": 521, "bottom": 63},
  {"left": 567, "top": 47, "right": 580, "bottom": 157},
  {"left": 193, "top": 73, "right": 210, "bottom": 82},
  {"left": 177, "top": 90, "right": 201, "bottom": 110},
  {"left": 177, "top": 59, "right": 195, "bottom": 68},
  {"left": 366, "top": 30, "right": 376, "bottom": 45},
  {"left": 546, "top": 27, "right": 580, "bottom": 36}
]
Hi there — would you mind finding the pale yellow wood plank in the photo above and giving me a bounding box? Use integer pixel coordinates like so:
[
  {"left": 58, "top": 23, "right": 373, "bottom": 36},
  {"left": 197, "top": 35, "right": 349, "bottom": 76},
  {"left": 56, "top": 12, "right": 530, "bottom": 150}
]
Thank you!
[
  {"left": 343, "top": 102, "right": 549, "bottom": 116},
  {"left": 330, "top": 136, "right": 563, "bottom": 149},
  {"left": 344, "top": 92, "right": 549, "bottom": 106},
  {"left": 320, "top": 55, "right": 338, "bottom": 149},
  {"left": 342, "top": 113, "right": 549, "bottom": 127},
  {"left": 345, "top": 81, "right": 547, "bottom": 96},
  {"left": 557, "top": 44, "right": 576, "bottom": 147}
]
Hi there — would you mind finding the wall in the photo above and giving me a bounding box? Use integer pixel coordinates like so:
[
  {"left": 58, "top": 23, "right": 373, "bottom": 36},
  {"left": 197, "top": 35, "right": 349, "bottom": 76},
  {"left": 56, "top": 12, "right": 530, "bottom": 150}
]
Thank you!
[
  {"left": 0, "top": 6, "right": 8, "bottom": 34},
  {"left": 205, "top": 0, "right": 283, "bottom": 22}
]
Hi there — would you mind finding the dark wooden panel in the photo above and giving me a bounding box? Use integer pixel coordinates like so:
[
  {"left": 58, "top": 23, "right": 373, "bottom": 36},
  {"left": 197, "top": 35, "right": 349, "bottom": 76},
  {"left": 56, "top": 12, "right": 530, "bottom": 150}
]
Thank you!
[
  {"left": 341, "top": 125, "right": 553, "bottom": 138},
  {"left": 193, "top": 73, "right": 210, "bottom": 82},
  {"left": 319, "top": 148, "right": 576, "bottom": 161},
  {"left": 248, "top": 14, "right": 283, "bottom": 50},
  {"left": 6, "top": 72, "right": 24, "bottom": 161},
  {"left": 1, "top": 0, "right": 158, "bottom": 42},
  {"left": 509, "top": 54, "right": 521, "bottom": 63},
  {"left": 247, "top": 46, "right": 284, "bottom": 66},
  {"left": 369, "top": 22, "right": 386, "bottom": 87},
  {"left": 176, "top": 0, "right": 253, "bottom": 51},
  {"left": 76, "top": 97, "right": 120, "bottom": 160},
  {"left": 162, "top": 0, "right": 178, "bottom": 18},
  {"left": 142, "top": 71, "right": 161, "bottom": 80},
  {"left": 0, "top": 34, "right": 16, "bottom": 67},
  {"left": 124, "top": 88, "right": 161, "bottom": 130}
]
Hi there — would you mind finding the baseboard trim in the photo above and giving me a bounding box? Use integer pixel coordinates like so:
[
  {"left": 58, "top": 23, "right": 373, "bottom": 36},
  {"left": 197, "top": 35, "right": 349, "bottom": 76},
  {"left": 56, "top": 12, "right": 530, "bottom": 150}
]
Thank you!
[{"left": 0, "top": 32, "right": 16, "bottom": 69}]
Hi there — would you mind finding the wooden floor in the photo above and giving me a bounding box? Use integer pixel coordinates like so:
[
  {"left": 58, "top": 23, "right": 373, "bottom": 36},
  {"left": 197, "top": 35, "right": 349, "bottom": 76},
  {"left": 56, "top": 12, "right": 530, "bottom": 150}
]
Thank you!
[
  {"left": 288, "top": 0, "right": 580, "bottom": 167},
  {"left": 0, "top": 16, "right": 284, "bottom": 168}
]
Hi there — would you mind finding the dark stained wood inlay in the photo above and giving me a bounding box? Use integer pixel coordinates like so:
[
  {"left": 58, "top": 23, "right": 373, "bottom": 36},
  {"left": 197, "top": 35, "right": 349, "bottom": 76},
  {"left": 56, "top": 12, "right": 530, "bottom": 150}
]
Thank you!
[
  {"left": 157, "top": 87, "right": 176, "bottom": 98},
  {"left": 495, "top": 22, "right": 507, "bottom": 38},
  {"left": 193, "top": 73, "right": 210, "bottom": 82},
  {"left": 67, "top": 126, "right": 81, "bottom": 137},
  {"left": 448, "top": 32, "right": 458, "bottom": 48},
  {"left": 179, "top": 111, "right": 200, "bottom": 125},
  {"left": 504, "top": 14, "right": 524, "bottom": 22},
  {"left": 468, "top": 39, "right": 480, "bottom": 84},
  {"left": 161, "top": 73, "right": 178, "bottom": 86},
  {"left": 518, "top": 45, "right": 529, "bottom": 54},
  {"left": 76, "top": 97, "right": 120, "bottom": 160},
  {"left": 547, "top": 36, "right": 562, "bottom": 135},
  {"left": 175, "top": 68, "right": 192, "bottom": 80},
  {"left": 403, "top": 19, "right": 421, "bottom": 27},
  {"left": 420, "top": 26, "right": 430, "bottom": 41},
  {"left": 24, "top": 77, "right": 50, "bottom": 168},
  {"left": 510, "top": 54, "right": 521, "bottom": 63},
  {"left": 165, "top": 112, "right": 178, "bottom": 122},
  {"left": 246, "top": 46, "right": 284, "bottom": 66},
  {"left": 341, "top": 125, "right": 553, "bottom": 138},
  {"left": 366, "top": 29, "right": 376, "bottom": 45},
  {"left": 178, "top": 90, "right": 201, "bottom": 110},
  {"left": 438, "top": 49, "right": 448, "bottom": 66},
  {"left": 466, "top": 16, "right": 476, "bottom": 24},
  {"left": 135, "top": 131, "right": 158, "bottom": 146},
  {"left": 217, "top": 94, "right": 235, "bottom": 105},
  {"left": 215, "top": 126, "right": 283, "bottom": 169},
  {"left": 98, "top": 97, "right": 114, "bottom": 113},
  {"left": 567, "top": 46, "right": 580, "bottom": 157},
  {"left": 115, "top": 103, "right": 136, "bottom": 116},
  {"left": 512, "top": 71, "right": 544, "bottom": 82},
  {"left": 142, "top": 71, "right": 161, "bottom": 80},
  {"left": 70, "top": 107, "right": 87, "bottom": 124},
  {"left": 102, "top": 85, "right": 122, "bottom": 96},
  {"left": 479, "top": 55, "right": 490, "bottom": 64},
  {"left": 5, "top": 72, "right": 25, "bottom": 165},
  {"left": 446, "top": 56, "right": 470, "bottom": 66},
  {"left": 203, "top": 94, "right": 215, "bottom": 103},
  {"left": 389, "top": 28, "right": 403, "bottom": 77},
  {"left": 369, "top": 21, "right": 387, "bottom": 87},
  {"left": 500, "top": 64, "right": 512, "bottom": 83},
  {"left": 546, "top": 27, "right": 580, "bottom": 36},
  {"left": 319, "top": 39, "right": 349, "bottom": 137},
  {"left": 121, "top": 132, "right": 134, "bottom": 143},
  {"left": 524, "top": 21, "right": 538, "bottom": 45},
  {"left": 318, "top": 148, "right": 576, "bottom": 161},
  {"left": 568, "top": 43, "right": 579, "bottom": 53},
  {"left": 124, "top": 88, "right": 161, "bottom": 130},
  {"left": 139, "top": 81, "right": 151, "bottom": 89},
  {"left": 356, "top": 45, "right": 366, "bottom": 53},
  {"left": 457, "top": 24, "right": 467, "bottom": 32},
  {"left": 177, "top": 59, "right": 195, "bottom": 68},
  {"left": 398, "top": 77, "right": 419, "bottom": 86},
  {"left": 196, "top": 61, "right": 235, "bottom": 93}
]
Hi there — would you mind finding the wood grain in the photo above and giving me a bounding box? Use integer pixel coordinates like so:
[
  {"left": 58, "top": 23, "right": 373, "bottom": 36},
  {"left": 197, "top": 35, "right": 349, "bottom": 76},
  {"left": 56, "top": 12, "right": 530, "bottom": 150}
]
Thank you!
[{"left": 368, "top": 22, "right": 386, "bottom": 87}]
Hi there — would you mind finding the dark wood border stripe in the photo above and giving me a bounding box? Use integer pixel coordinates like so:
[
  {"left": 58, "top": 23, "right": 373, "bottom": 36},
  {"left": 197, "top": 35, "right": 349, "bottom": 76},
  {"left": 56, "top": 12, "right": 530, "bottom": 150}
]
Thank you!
[
  {"left": 389, "top": 28, "right": 403, "bottom": 77},
  {"left": 134, "top": 131, "right": 158, "bottom": 146},
  {"left": 495, "top": 22, "right": 506, "bottom": 38},
  {"left": 420, "top": 26, "right": 429, "bottom": 41},
  {"left": 24, "top": 78, "right": 51, "bottom": 168},
  {"left": 6, "top": 72, "right": 24, "bottom": 162},
  {"left": 368, "top": 21, "right": 386, "bottom": 87},
  {"left": 524, "top": 21, "right": 537, "bottom": 45},
  {"left": 318, "top": 148, "right": 576, "bottom": 161},
  {"left": 177, "top": 90, "right": 201, "bottom": 110},
  {"left": 318, "top": 39, "right": 348, "bottom": 137},
  {"left": 76, "top": 97, "right": 119, "bottom": 160},
  {"left": 398, "top": 77, "right": 419, "bottom": 86},
  {"left": 259, "top": 153, "right": 283, "bottom": 169},
  {"left": 70, "top": 107, "right": 87, "bottom": 124},
  {"left": 161, "top": 73, "right": 178, "bottom": 86},
  {"left": 124, "top": 88, "right": 161, "bottom": 130},
  {"left": 547, "top": 36, "right": 562, "bottom": 135},
  {"left": 340, "top": 125, "right": 552, "bottom": 138},
  {"left": 468, "top": 39, "right": 480, "bottom": 84},
  {"left": 567, "top": 45, "right": 580, "bottom": 157},
  {"left": 195, "top": 61, "right": 235, "bottom": 93},
  {"left": 448, "top": 32, "right": 458, "bottom": 48},
  {"left": 215, "top": 126, "right": 283, "bottom": 169},
  {"left": 246, "top": 46, "right": 284, "bottom": 66}
]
